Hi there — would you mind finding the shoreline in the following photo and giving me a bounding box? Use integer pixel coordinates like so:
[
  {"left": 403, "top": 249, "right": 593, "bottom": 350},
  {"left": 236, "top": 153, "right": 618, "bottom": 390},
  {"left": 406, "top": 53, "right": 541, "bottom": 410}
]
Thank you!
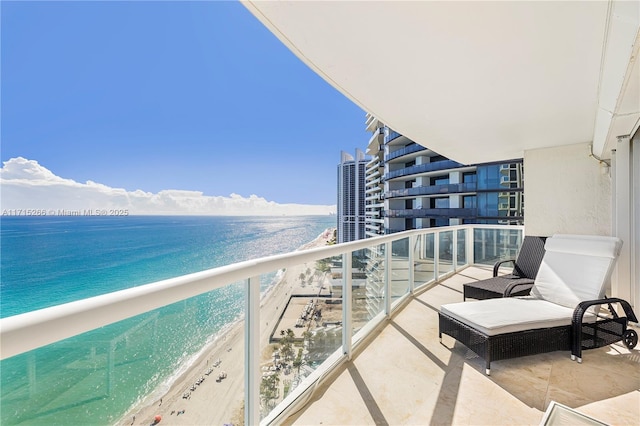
[{"left": 117, "top": 228, "right": 336, "bottom": 426}]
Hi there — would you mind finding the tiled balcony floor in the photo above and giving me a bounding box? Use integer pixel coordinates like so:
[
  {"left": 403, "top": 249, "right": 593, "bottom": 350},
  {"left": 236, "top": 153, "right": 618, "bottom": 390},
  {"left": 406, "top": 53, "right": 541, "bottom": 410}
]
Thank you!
[{"left": 283, "top": 266, "right": 640, "bottom": 425}]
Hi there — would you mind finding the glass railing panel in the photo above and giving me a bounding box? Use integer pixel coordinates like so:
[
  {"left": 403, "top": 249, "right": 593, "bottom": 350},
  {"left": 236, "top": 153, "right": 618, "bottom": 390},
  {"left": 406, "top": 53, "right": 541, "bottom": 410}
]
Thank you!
[
  {"left": 384, "top": 159, "right": 464, "bottom": 180},
  {"left": 413, "top": 233, "right": 435, "bottom": 289},
  {"left": 362, "top": 243, "right": 386, "bottom": 331},
  {"left": 473, "top": 227, "right": 523, "bottom": 265},
  {"left": 456, "top": 228, "right": 468, "bottom": 268},
  {"left": 350, "top": 249, "right": 370, "bottom": 336},
  {"left": 386, "top": 182, "right": 478, "bottom": 199},
  {"left": 390, "top": 238, "right": 410, "bottom": 306},
  {"left": 438, "top": 230, "right": 454, "bottom": 277},
  {"left": 384, "top": 208, "right": 475, "bottom": 219},
  {"left": 258, "top": 256, "right": 343, "bottom": 420},
  {"left": 385, "top": 143, "right": 426, "bottom": 161},
  {"left": 0, "top": 284, "right": 246, "bottom": 425},
  {"left": 384, "top": 130, "right": 402, "bottom": 143}
]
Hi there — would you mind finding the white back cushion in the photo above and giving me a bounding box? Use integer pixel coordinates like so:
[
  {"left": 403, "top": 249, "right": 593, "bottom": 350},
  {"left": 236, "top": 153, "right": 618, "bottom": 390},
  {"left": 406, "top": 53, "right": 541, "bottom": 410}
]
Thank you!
[{"left": 529, "top": 234, "right": 622, "bottom": 308}]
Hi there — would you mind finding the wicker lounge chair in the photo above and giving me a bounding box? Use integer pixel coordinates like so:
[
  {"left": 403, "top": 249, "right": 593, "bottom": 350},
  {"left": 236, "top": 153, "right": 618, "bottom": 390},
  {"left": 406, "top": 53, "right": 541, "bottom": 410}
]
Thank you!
[
  {"left": 439, "top": 234, "right": 638, "bottom": 375},
  {"left": 463, "top": 236, "right": 547, "bottom": 300}
]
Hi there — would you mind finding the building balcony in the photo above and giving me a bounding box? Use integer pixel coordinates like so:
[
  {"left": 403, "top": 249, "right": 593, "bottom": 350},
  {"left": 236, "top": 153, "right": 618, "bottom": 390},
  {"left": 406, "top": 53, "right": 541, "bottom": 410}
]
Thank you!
[
  {"left": 366, "top": 168, "right": 381, "bottom": 179},
  {"left": 284, "top": 265, "right": 639, "bottom": 425},
  {"left": 364, "top": 113, "right": 379, "bottom": 133},
  {"left": 385, "top": 143, "right": 428, "bottom": 162},
  {"left": 365, "top": 178, "right": 381, "bottom": 189},
  {"left": 366, "top": 188, "right": 382, "bottom": 194},
  {"left": 386, "top": 182, "right": 478, "bottom": 199},
  {"left": 1, "top": 225, "right": 636, "bottom": 426},
  {"left": 367, "top": 126, "right": 384, "bottom": 150},
  {"left": 384, "top": 208, "right": 476, "bottom": 218},
  {"left": 384, "top": 159, "right": 465, "bottom": 180},
  {"left": 384, "top": 130, "right": 404, "bottom": 144}
]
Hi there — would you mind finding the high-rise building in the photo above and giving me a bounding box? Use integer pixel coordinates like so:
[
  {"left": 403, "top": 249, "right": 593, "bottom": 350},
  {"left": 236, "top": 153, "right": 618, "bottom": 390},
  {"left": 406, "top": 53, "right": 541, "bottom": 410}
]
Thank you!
[
  {"left": 337, "top": 149, "right": 368, "bottom": 243},
  {"left": 364, "top": 118, "right": 524, "bottom": 236},
  {"left": 364, "top": 114, "right": 385, "bottom": 238}
]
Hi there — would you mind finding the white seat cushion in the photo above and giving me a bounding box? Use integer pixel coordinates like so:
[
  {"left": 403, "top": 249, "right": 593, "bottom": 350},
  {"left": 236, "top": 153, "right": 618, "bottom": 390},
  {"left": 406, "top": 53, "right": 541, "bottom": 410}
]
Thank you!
[{"left": 441, "top": 297, "right": 577, "bottom": 336}]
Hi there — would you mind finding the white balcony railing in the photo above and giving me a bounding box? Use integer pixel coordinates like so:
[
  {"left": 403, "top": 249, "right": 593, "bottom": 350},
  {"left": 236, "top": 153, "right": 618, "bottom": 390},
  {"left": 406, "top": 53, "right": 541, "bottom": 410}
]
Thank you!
[{"left": 0, "top": 225, "right": 524, "bottom": 425}]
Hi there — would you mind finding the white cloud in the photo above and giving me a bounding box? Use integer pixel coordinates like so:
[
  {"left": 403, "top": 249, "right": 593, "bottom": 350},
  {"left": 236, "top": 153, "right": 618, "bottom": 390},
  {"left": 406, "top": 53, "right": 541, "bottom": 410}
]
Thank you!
[{"left": 0, "top": 157, "right": 336, "bottom": 216}]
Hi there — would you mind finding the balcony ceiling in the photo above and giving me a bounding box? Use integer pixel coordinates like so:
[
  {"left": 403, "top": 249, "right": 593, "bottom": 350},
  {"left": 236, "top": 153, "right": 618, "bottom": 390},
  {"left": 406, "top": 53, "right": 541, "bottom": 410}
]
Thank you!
[{"left": 243, "top": 1, "right": 639, "bottom": 164}]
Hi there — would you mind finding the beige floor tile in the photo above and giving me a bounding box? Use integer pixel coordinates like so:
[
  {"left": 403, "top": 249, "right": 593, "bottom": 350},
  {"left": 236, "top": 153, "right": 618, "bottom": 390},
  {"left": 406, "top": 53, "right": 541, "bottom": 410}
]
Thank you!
[{"left": 282, "top": 267, "right": 640, "bottom": 426}]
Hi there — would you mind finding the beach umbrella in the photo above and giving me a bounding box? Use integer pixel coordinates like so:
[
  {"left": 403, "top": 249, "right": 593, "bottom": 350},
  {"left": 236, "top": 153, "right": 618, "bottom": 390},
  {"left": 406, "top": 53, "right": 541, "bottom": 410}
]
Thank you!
[{"left": 154, "top": 415, "right": 162, "bottom": 424}]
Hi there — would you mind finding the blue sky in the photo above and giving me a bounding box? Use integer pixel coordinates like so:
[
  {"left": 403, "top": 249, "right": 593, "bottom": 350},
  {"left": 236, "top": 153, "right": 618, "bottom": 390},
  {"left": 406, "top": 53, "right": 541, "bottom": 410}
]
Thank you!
[{"left": 1, "top": 1, "right": 366, "bottom": 206}]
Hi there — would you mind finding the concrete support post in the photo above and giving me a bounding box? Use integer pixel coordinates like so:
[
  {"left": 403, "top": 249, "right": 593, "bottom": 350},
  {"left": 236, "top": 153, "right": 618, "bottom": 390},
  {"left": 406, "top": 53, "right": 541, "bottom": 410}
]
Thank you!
[
  {"left": 384, "top": 242, "right": 392, "bottom": 316},
  {"left": 409, "top": 235, "right": 416, "bottom": 294},
  {"left": 433, "top": 232, "right": 440, "bottom": 279},
  {"left": 343, "top": 252, "right": 353, "bottom": 359},
  {"left": 452, "top": 229, "right": 458, "bottom": 271},
  {"left": 612, "top": 136, "right": 635, "bottom": 307},
  {"left": 245, "top": 276, "right": 260, "bottom": 426}
]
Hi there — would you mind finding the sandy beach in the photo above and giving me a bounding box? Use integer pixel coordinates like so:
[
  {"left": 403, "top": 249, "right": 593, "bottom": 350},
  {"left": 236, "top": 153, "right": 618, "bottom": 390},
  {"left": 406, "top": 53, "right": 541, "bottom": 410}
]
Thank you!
[{"left": 118, "top": 228, "right": 336, "bottom": 426}]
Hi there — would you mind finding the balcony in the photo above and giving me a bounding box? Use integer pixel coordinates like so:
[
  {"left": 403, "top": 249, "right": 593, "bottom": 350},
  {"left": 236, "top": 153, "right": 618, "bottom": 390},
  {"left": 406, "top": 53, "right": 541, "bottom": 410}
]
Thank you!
[
  {"left": 1, "top": 225, "right": 637, "bottom": 425},
  {"left": 385, "top": 143, "right": 428, "bottom": 162},
  {"left": 384, "top": 160, "right": 464, "bottom": 181},
  {"left": 384, "top": 208, "right": 476, "bottom": 219},
  {"left": 283, "top": 265, "right": 639, "bottom": 425},
  {"left": 384, "top": 130, "right": 403, "bottom": 144},
  {"left": 386, "top": 182, "right": 478, "bottom": 199}
]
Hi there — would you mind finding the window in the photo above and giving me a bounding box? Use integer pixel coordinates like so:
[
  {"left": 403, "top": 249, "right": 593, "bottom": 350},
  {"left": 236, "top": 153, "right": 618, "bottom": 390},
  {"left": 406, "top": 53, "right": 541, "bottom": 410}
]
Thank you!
[
  {"left": 430, "top": 176, "right": 449, "bottom": 186},
  {"left": 477, "top": 193, "right": 499, "bottom": 217},
  {"left": 463, "top": 195, "right": 477, "bottom": 209},
  {"left": 463, "top": 172, "right": 477, "bottom": 183},
  {"left": 431, "top": 197, "right": 449, "bottom": 209}
]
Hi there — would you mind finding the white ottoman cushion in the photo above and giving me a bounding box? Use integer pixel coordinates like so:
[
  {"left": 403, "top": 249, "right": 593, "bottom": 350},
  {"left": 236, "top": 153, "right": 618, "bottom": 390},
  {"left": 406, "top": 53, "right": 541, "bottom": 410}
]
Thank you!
[{"left": 441, "top": 297, "right": 577, "bottom": 336}]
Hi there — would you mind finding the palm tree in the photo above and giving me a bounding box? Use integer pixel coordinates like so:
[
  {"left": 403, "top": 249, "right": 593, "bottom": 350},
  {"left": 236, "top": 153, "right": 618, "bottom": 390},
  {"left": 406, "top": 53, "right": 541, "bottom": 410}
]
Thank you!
[
  {"left": 260, "top": 374, "right": 280, "bottom": 408},
  {"left": 293, "top": 348, "right": 303, "bottom": 374}
]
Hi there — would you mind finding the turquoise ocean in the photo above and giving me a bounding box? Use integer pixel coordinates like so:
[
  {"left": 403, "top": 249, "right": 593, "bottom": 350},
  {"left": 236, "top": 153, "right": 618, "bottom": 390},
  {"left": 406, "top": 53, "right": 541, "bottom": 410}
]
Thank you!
[{"left": 0, "top": 215, "right": 335, "bottom": 425}]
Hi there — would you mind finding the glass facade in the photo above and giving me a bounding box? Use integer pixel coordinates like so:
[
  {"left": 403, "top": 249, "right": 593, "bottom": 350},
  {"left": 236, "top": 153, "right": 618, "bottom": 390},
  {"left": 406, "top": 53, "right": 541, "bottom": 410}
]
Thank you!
[
  {"left": 373, "top": 127, "right": 524, "bottom": 233},
  {"left": 338, "top": 151, "right": 368, "bottom": 242}
]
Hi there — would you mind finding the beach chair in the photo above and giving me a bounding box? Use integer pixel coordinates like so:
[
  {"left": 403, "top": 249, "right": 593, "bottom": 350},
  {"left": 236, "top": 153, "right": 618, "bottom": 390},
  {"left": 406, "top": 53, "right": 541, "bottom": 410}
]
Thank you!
[
  {"left": 463, "top": 236, "right": 547, "bottom": 300},
  {"left": 439, "top": 234, "right": 638, "bottom": 375}
]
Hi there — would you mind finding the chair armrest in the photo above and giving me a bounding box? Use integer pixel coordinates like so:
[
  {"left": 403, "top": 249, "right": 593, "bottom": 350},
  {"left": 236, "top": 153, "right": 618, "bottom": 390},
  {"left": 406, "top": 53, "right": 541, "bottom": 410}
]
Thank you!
[
  {"left": 493, "top": 259, "right": 515, "bottom": 277},
  {"left": 503, "top": 281, "right": 534, "bottom": 297},
  {"left": 571, "top": 297, "right": 638, "bottom": 361},
  {"left": 574, "top": 298, "right": 638, "bottom": 324}
]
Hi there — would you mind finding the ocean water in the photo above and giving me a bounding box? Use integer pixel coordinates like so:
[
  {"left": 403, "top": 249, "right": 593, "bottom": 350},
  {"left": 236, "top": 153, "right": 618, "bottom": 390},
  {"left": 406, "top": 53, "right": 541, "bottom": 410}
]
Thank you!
[{"left": 0, "top": 215, "right": 335, "bottom": 425}]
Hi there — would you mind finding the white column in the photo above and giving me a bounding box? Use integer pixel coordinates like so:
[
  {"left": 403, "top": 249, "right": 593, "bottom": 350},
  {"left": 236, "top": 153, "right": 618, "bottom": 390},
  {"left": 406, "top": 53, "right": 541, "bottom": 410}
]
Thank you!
[
  {"left": 342, "top": 252, "right": 353, "bottom": 359},
  {"left": 245, "top": 276, "right": 260, "bottom": 426},
  {"left": 384, "top": 242, "right": 392, "bottom": 316},
  {"left": 409, "top": 235, "right": 416, "bottom": 294},
  {"left": 633, "top": 134, "right": 640, "bottom": 309},
  {"left": 611, "top": 137, "right": 632, "bottom": 304}
]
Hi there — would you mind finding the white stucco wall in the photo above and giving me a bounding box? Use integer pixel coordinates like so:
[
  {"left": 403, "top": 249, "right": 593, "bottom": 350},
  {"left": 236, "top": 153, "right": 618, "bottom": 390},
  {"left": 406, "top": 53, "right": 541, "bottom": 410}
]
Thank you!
[{"left": 524, "top": 142, "right": 611, "bottom": 236}]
